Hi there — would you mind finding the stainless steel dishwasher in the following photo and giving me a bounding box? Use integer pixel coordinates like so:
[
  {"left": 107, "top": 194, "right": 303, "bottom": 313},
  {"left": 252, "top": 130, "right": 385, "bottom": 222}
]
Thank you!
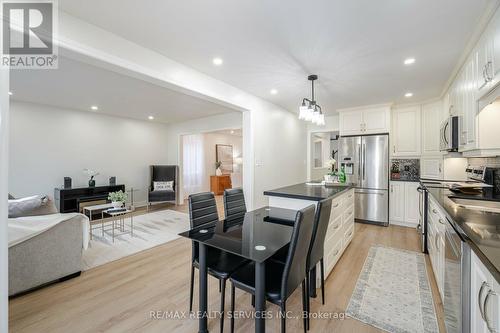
[{"left": 444, "top": 217, "right": 471, "bottom": 333}]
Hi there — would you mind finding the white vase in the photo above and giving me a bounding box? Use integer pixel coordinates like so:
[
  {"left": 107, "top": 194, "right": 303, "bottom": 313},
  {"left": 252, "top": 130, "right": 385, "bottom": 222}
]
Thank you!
[
  {"left": 216, "top": 168, "right": 222, "bottom": 176},
  {"left": 112, "top": 201, "right": 123, "bottom": 209}
]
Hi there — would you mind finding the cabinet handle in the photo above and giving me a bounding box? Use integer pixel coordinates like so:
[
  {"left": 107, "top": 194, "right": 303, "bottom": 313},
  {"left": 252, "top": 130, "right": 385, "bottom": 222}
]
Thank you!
[
  {"left": 438, "top": 219, "right": 445, "bottom": 225},
  {"left": 333, "top": 249, "right": 340, "bottom": 256},
  {"left": 333, "top": 223, "right": 340, "bottom": 229},
  {"left": 439, "top": 164, "right": 442, "bottom": 173},
  {"left": 479, "top": 281, "right": 489, "bottom": 320},
  {"left": 486, "top": 61, "right": 493, "bottom": 82},
  {"left": 432, "top": 209, "right": 438, "bottom": 214},
  {"left": 347, "top": 230, "right": 353, "bottom": 237},
  {"left": 391, "top": 185, "right": 393, "bottom": 193},
  {"left": 484, "top": 288, "right": 497, "bottom": 332},
  {"left": 332, "top": 203, "right": 339, "bottom": 208}
]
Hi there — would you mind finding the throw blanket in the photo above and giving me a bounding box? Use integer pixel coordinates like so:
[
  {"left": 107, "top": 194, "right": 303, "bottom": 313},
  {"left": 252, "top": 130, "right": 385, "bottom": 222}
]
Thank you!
[{"left": 8, "top": 213, "right": 90, "bottom": 249}]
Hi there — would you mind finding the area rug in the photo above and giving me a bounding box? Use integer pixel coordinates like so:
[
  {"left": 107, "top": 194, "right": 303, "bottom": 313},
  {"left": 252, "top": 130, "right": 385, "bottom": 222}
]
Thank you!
[
  {"left": 82, "top": 209, "right": 190, "bottom": 270},
  {"left": 346, "top": 245, "right": 439, "bottom": 333}
]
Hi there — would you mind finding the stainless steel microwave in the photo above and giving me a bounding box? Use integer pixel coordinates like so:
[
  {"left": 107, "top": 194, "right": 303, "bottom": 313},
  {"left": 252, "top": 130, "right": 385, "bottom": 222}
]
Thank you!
[{"left": 440, "top": 116, "right": 459, "bottom": 152}]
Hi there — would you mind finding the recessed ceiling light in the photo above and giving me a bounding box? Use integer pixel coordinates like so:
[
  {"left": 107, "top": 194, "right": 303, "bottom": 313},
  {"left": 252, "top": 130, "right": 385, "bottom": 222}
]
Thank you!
[
  {"left": 90, "top": 105, "right": 98, "bottom": 110},
  {"left": 212, "top": 57, "right": 223, "bottom": 66},
  {"left": 270, "top": 89, "right": 278, "bottom": 95},
  {"left": 404, "top": 58, "right": 416, "bottom": 65},
  {"left": 8, "top": 91, "right": 13, "bottom": 96},
  {"left": 405, "top": 92, "right": 413, "bottom": 98},
  {"left": 148, "top": 115, "right": 155, "bottom": 120},
  {"left": 230, "top": 130, "right": 235, "bottom": 134}
]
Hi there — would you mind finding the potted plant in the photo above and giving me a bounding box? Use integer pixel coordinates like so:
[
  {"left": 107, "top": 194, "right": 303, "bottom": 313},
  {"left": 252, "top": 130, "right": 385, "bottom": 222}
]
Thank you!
[
  {"left": 108, "top": 190, "right": 128, "bottom": 209},
  {"left": 215, "top": 161, "right": 223, "bottom": 176},
  {"left": 83, "top": 168, "right": 100, "bottom": 187},
  {"left": 324, "top": 158, "right": 337, "bottom": 182}
]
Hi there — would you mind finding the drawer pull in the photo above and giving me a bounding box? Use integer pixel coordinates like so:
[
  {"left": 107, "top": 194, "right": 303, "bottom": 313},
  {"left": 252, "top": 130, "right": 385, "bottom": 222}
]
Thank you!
[
  {"left": 333, "top": 223, "right": 340, "bottom": 230},
  {"left": 348, "top": 194, "right": 353, "bottom": 198},
  {"left": 347, "top": 231, "right": 353, "bottom": 237},
  {"left": 332, "top": 203, "right": 340, "bottom": 208},
  {"left": 333, "top": 249, "right": 340, "bottom": 256},
  {"left": 438, "top": 219, "right": 445, "bottom": 225},
  {"left": 432, "top": 209, "right": 437, "bottom": 214},
  {"left": 479, "top": 281, "right": 488, "bottom": 320}
]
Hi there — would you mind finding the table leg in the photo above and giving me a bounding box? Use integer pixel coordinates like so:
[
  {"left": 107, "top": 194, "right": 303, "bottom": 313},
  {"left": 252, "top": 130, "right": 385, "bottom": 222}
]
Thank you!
[
  {"left": 198, "top": 243, "right": 209, "bottom": 333},
  {"left": 309, "top": 266, "right": 317, "bottom": 298},
  {"left": 112, "top": 219, "right": 115, "bottom": 243},
  {"left": 255, "top": 261, "right": 266, "bottom": 333},
  {"left": 90, "top": 210, "right": 93, "bottom": 240},
  {"left": 101, "top": 212, "right": 104, "bottom": 237},
  {"left": 131, "top": 214, "right": 134, "bottom": 237}
]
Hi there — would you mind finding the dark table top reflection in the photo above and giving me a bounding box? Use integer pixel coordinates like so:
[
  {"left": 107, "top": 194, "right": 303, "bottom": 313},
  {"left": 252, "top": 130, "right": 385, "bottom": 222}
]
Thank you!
[{"left": 179, "top": 206, "right": 298, "bottom": 263}]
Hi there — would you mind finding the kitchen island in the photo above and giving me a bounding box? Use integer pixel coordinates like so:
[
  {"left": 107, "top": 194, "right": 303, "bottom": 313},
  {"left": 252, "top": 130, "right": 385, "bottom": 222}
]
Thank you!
[{"left": 264, "top": 182, "right": 355, "bottom": 295}]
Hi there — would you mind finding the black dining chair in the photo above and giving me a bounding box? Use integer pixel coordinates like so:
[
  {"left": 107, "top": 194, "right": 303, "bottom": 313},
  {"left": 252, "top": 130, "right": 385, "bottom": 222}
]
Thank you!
[
  {"left": 229, "top": 204, "right": 316, "bottom": 333},
  {"left": 188, "top": 192, "right": 249, "bottom": 333},
  {"left": 269, "top": 198, "right": 333, "bottom": 330},
  {"left": 304, "top": 198, "right": 332, "bottom": 329},
  {"left": 223, "top": 188, "right": 247, "bottom": 219}
]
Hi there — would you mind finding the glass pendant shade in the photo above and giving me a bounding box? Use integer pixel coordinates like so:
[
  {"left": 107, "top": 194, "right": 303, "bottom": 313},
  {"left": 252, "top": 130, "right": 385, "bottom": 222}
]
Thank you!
[
  {"left": 304, "top": 106, "right": 314, "bottom": 121},
  {"left": 298, "top": 104, "right": 309, "bottom": 120},
  {"left": 317, "top": 113, "right": 325, "bottom": 126}
]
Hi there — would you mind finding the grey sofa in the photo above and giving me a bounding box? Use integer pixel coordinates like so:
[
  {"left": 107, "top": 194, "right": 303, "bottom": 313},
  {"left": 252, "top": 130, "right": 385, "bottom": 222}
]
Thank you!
[
  {"left": 8, "top": 214, "right": 84, "bottom": 296},
  {"left": 148, "top": 165, "right": 179, "bottom": 209}
]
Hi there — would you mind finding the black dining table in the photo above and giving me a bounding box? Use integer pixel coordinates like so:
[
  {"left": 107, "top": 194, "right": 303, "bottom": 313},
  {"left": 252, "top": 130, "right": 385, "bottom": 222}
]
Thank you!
[{"left": 178, "top": 206, "right": 298, "bottom": 333}]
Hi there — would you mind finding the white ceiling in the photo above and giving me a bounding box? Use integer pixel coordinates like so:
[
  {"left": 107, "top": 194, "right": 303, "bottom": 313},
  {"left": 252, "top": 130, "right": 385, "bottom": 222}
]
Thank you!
[
  {"left": 9, "top": 56, "right": 238, "bottom": 123},
  {"left": 59, "top": 0, "right": 494, "bottom": 114}
]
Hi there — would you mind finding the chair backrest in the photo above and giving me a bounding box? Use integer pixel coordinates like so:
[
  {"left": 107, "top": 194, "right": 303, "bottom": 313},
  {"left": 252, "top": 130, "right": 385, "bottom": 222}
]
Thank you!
[
  {"left": 188, "top": 192, "right": 219, "bottom": 228},
  {"left": 223, "top": 188, "right": 247, "bottom": 219},
  {"left": 281, "top": 204, "right": 316, "bottom": 300},
  {"left": 188, "top": 192, "right": 219, "bottom": 262},
  {"left": 150, "top": 165, "right": 178, "bottom": 190},
  {"left": 307, "top": 198, "right": 333, "bottom": 271}
]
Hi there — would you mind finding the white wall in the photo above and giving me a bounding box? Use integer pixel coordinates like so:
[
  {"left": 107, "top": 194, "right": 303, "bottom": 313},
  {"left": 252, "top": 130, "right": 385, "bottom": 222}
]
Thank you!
[
  {"left": 307, "top": 115, "right": 339, "bottom": 181},
  {"left": 201, "top": 132, "right": 243, "bottom": 191},
  {"left": 0, "top": 65, "right": 9, "bottom": 333},
  {"left": 166, "top": 112, "right": 243, "bottom": 203},
  {"left": 9, "top": 102, "right": 172, "bottom": 206},
  {"left": 310, "top": 133, "right": 331, "bottom": 181}
]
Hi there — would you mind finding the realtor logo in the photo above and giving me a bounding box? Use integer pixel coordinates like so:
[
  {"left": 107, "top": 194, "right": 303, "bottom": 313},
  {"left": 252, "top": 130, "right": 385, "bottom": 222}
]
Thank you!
[{"left": 1, "top": 0, "right": 58, "bottom": 69}]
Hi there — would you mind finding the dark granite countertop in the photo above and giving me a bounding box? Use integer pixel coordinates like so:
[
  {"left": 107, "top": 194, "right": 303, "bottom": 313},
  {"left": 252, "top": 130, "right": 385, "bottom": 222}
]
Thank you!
[
  {"left": 390, "top": 179, "right": 421, "bottom": 182},
  {"left": 422, "top": 182, "right": 500, "bottom": 283},
  {"left": 264, "top": 182, "right": 353, "bottom": 201}
]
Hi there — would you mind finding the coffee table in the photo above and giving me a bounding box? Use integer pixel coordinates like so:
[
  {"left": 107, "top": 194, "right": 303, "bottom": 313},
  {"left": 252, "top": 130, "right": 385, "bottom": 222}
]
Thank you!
[{"left": 83, "top": 204, "right": 135, "bottom": 242}]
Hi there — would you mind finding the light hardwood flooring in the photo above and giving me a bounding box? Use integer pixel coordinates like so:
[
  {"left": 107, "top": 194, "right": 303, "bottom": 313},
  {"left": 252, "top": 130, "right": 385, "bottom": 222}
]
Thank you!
[{"left": 9, "top": 201, "right": 445, "bottom": 333}]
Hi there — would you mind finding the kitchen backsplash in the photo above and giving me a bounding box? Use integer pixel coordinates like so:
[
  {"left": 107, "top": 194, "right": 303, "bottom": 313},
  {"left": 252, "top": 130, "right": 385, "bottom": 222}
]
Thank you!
[
  {"left": 390, "top": 159, "right": 420, "bottom": 181},
  {"left": 467, "top": 157, "right": 500, "bottom": 167}
]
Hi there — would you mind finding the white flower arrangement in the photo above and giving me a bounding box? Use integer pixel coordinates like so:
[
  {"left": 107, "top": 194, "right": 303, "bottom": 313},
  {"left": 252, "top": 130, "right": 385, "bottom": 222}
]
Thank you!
[
  {"left": 83, "top": 168, "right": 100, "bottom": 177},
  {"left": 325, "top": 158, "right": 337, "bottom": 173}
]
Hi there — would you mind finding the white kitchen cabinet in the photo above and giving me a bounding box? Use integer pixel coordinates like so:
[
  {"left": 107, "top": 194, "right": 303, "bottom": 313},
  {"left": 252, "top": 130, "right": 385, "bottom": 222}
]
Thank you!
[
  {"left": 389, "top": 181, "right": 419, "bottom": 227},
  {"left": 471, "top": 251, "right": 500, "bottom": 333},
  {"left": 339, "top": 110, "right": 364, "bottom": 136},
  {"left": 404, "top": 182, "right": 420, "bottom": 225},
  {"left": 338, "top": 105, "right": 391, "bottom": 136},
  {"left": 421, "top": 101, "right": 444, "bottom": 155},
  {"left": 476, "top": 28, "right": 495, "bottom": 96},
  {"left": 389, "top": 181, "right": 405, "bottom": 222},
  {"left": 391, "top": 106, "right": 421, "bottom": 156},
  {"left": 428, "top": 196, "right": 445, "bottom": 299},
  {"left": 420, "top": 157, "right": 443, "bottom": 180}
]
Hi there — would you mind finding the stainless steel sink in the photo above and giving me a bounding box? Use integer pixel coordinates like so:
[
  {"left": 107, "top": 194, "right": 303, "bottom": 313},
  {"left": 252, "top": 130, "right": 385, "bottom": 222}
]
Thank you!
[{"left": 448, "top": 197, "right": 500, "bottom": 213}]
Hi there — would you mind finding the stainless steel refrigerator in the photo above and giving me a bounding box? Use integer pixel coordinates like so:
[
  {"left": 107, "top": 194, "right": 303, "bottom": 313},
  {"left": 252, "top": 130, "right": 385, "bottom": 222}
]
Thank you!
[{"left": 338, "top": 134, "right": 389, "bottom": 226}]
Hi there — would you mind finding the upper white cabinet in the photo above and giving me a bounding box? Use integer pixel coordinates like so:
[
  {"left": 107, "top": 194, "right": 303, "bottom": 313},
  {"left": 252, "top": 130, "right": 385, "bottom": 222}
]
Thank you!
[
  {"left": 420, "top": 157, "right": 443, "bottom": 180},
  {"left": 339, "top": 105, "right": 391, "bottom": 136},
  {"left": 391, "top": 106, "right": 421, "bottom": 156},
  {"left": 421, "top": 101, "right": 443, "bottom": 155},
  {"left": 476, "top": 28, "right": 495, "bottom": 95}
]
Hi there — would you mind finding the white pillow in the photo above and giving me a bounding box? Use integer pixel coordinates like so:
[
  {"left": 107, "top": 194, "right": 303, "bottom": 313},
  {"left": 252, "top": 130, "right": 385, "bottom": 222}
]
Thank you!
[{"left": 154, "top": 181, "right": 174, "bottom": 191}]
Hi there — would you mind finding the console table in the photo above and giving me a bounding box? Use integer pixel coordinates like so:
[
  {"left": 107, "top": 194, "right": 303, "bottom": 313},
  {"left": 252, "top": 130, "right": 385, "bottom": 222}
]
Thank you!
[
  {"left": 54, "top": 185, "right": 125, "bottom": 214},
  {"left": 210, "top": 175, "right": 232, "bottom": 195}
]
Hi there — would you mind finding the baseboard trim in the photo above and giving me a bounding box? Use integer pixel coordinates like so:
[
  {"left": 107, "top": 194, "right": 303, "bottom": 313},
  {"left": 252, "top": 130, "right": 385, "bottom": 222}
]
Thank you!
[{"left": 389, "top": 220, "right": 419, "bottom": 228}]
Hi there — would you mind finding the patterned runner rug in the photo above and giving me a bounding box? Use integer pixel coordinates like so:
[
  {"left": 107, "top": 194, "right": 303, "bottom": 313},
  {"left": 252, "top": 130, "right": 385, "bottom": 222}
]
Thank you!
[{"left": 346, "top": 245, "right": 439, "bottom": 333}]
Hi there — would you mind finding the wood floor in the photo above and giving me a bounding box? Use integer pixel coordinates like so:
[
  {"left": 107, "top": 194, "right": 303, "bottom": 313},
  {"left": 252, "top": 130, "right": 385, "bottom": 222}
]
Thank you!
[{"left": 9, "top": 201, "right": 445, "bottom": 333}]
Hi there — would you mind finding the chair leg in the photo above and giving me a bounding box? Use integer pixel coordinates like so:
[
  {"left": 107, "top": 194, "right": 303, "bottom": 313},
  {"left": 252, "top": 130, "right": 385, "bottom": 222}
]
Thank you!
[
  {"left": 301, "top": 280, "right": 307, "bottom": 333},
  {"left": 230, "top": 284, "right": 235, "bottom": 333},
  {"left": 219, "top": 279, "right": 222, "bottom": 293},
  {"left": 251, "top": 294, "right": 255, "bottom": 307},
  {"left": 306, "top": 271, "right": 310, "bottom": 329},
  {"left": 320, "top": 258, "right": 325, "bottom": 305},
  {"left": 220, "top": 279, "right": 226, "bottom": 333},
  {"left": 189, "top": 265, "right": 195, "bottom": 312},
  {"left": 280, "top": 301, "right": 286, "bottom": 333}
]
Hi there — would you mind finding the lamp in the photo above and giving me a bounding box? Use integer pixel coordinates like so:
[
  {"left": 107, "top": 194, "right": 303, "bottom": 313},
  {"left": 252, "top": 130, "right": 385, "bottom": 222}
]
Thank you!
[{"left": 298, "top": 75, "right": 325, "bottom": 125}]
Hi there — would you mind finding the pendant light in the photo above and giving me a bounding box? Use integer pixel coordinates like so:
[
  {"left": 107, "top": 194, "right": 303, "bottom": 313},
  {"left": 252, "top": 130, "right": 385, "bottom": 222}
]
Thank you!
[{"left": 299, "top": 75, "right": 325, "bottom": 126}]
